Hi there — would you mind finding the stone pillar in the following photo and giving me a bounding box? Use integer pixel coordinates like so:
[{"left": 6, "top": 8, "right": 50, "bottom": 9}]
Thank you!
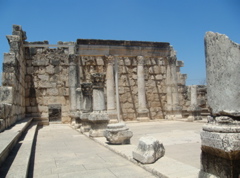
[
  {"left": 88, "top": 73, "right": 109, "bottom": 137},
  {"left": 165, "top": 49, "right": 182, "bottom": 120},
  {"left": 136, "top": 56, "right": 149, "bottom": 121},
  {"left": 187, "top": 85, "right": 201, "bottom": 121},
  {"left": 81, "top": 83, "right": 93, "bottom": 113},
  {"left": 92, "top": 73, "right": 105, "bottom": 111},
  {"left": 68, "top": 54, "right": 78, "bottom": 123},
  {"left": 106, "top": 55, "right": 117, "bottom": 123},
  {"left": 199, "top": 32, "right": 240, "bottom": 177},
  {"left": 79, "top": 83, "right": 92, "bottom": 132}
]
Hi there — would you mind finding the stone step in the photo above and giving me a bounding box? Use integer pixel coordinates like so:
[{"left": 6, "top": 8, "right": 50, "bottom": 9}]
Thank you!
[
  {"left": 0, "top": 118, "right": 32, "bottom": 167},
  {"left": 6, "top": 122, "right": 38, "bottom": 178}
]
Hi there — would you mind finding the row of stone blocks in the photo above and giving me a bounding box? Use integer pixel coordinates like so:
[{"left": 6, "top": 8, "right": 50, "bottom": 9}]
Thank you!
[
  {"left": 6, "top": 121, "right": 39, "bottom": 177},
  {"left": 0, "top": 118, "right": 32, "bottom": 168}
]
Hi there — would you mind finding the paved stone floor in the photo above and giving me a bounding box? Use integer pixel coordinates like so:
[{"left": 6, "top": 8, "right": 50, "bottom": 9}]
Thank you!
[
  {"left": 31, "top": 124, "right": 156, "bottom": 178},
  {"left": 93, "top": 120, "right": 205, "bottom": 178},
  {"left": 30, "top": 120, "right": 205, "bottom": 178}
]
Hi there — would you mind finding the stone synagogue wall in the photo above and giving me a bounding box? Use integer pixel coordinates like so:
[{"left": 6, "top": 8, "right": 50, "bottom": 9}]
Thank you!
[{"left": 0, "top": 25, "right": 209, "bottom": 131}]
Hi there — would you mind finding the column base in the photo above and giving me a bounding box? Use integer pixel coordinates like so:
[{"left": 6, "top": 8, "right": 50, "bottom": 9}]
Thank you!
[
  {"left": 187, "top": 110, "right": 202, "bottom": 122},
  {"left": 199, "top": 151, "right": 240, "bottom": 178},
  {"left": 107, "top": 110, "right": 118, "bottom": 123},
  {"left": 104, "top": 122, "right": 133, "bottom": 144},
  {"left": 165, "top": 110, "right": 182, "bottom": 120},
  {"left": 200, "top": 122, "right": 240, "bottom": 177},
  {"left": 137, "top": 109, "right": 150, "bottom": 122},
  {"left": 88, "top": 111, "right": 109, "bottom": 137},
  {"left": 79, "top": 112, "right": 91, "bottom": 133},
  {"left": 137, "top": 117, "right": 150, "bottom": 122}
]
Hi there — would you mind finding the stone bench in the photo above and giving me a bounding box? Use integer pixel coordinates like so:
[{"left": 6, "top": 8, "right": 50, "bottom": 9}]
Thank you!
[
  {"left": 0, "top": 118, "right": 32, "bottom": 167},
  {"left": 6, "top": 121, "right": 38, "bottom": 178}
]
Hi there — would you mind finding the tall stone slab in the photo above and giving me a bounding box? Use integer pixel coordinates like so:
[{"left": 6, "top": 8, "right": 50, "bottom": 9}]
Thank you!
[
  {"left": 205, "top": 32, "right": 240, "bottom": 115},
  {"left": 199, "top": 32, "right": 240, "bottom": 178}
]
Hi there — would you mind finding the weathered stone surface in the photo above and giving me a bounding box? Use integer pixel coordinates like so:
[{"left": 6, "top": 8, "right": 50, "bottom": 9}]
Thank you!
[
  {"left": 88, "top": 111, "right": 109, "bottom": 137},
  {"left": 200, "top": 32, "right": 240, "bottom": 177},
  {"left": 0, "top": 103, "right": 12, "bottom": 119},
  {"left": 205, "top": 32, "right": 240, "bottom": 115},
  {"left": 201, "top": 129, "right": 240, "bottom": 160},
  {"left": 0, "top": 87, "right": 13, "bottom": 103},
  {"left": 132, "top": 136, "right": 165, "bottom": 164},
  {"left": 104, "top": 122, "right": 133, "bottom": 144},
  {"left": 199, "top": 151, "right": 240, "bottom": 178}
]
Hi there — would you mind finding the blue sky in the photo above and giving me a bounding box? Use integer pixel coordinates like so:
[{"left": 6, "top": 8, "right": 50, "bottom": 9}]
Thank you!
[{"left": 0, "top": 0, "right": 239, "bottom": 85}]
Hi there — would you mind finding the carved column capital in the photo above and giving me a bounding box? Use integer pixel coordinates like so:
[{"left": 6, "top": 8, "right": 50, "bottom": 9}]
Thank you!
[
  {"left": 106, "top": 55, "right": 114, "bottom": 65},
  {"left": 81, "top": 83, "right": 92, "bottom": 96},
  {"left": 68, "top": 54, "right": 77, "bottom": 65},
  {"left": 137, "top": 56, "right": 145, "bottom": 65},
  {"left": 91, "top": 73, "right": 105, "bottom": 89}
]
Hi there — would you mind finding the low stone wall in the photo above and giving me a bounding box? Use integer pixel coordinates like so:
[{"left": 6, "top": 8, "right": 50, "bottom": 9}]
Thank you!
[{"left": 0, "top": 25, "right": 27, "bottom": 131}]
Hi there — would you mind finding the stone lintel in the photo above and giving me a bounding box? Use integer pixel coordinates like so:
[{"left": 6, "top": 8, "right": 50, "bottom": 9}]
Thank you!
[{"left": 77, "top": 45, "right": 170, "bottom": 57}]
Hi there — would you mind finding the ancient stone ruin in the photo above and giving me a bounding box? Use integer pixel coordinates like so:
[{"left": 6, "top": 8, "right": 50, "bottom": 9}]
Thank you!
[
  {"left": 0, "top": 25, "right": 208, "bottom": 133},
  {"left": 200, "top": 32, "right": 240, "bottom": 177}
]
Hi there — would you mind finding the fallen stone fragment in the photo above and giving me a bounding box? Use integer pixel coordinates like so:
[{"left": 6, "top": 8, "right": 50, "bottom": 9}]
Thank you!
[{"left": 132, "top": 135, "right": 165, "bottom": 164}]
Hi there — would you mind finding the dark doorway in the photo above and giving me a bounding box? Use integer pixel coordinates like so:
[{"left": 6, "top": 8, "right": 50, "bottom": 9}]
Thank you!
[{"left": 48, "top": 104, "right": 61, "bottom": 122}]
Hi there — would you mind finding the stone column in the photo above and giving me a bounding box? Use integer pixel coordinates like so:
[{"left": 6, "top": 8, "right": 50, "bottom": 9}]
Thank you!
[
  {"left": 106, "top": 56, "right": 117, "bottom": 123},
  {"left": 187, "top": 85, "right": 201, "bottom": 121},
  {"left": 165, "top": 50, "right": 182, "bottom": 120},
  {"left": 92, "top": 73, "right": 105, "bottom": 111},
  {"left": 68, "top": 54, "right": 78, "bottom": 123},
  {"left": 199, "top": 32, "right": 240, "bottom": 177},
  {"left": 81, "top": 83, "right": 93, "bottom": 113},
  {"left": 136, "top": 56, "right": 149, "bottom": 121},
  {"left": 79, "top": 83, "right": 92, "bottom": 132},
  {"left": 88, "top": 73, "right": 109, "bottom": 137}
]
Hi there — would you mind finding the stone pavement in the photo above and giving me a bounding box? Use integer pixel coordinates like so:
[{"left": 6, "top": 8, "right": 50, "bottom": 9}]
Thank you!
[
  {"left": 92, "top": 120, "right": 205, "bottom": 178},
  {"left": 31, "top": 124, "right": 156, "bottom": 178},
  {"left": 31, "top": 120, "right": 205, "bottom": 178}
]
